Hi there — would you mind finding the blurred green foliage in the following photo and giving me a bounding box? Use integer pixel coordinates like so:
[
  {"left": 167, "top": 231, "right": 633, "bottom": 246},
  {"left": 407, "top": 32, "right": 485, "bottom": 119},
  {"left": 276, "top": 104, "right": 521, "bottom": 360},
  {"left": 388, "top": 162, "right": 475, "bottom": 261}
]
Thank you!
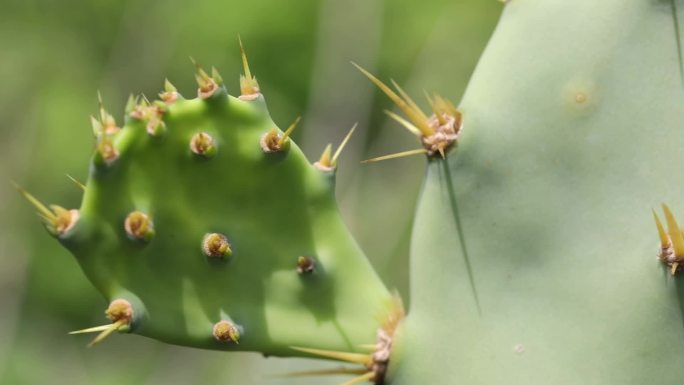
[{"left": 0, "top": 0, "right": 499, "bottom": 383}]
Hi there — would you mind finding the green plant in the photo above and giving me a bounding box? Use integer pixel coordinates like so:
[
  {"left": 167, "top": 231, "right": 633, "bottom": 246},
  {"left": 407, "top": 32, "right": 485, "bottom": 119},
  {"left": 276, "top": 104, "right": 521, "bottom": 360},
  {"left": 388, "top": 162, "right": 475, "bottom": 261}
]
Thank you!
[{"left": 16, "top": 1, "right": 684, "bottom": 384}]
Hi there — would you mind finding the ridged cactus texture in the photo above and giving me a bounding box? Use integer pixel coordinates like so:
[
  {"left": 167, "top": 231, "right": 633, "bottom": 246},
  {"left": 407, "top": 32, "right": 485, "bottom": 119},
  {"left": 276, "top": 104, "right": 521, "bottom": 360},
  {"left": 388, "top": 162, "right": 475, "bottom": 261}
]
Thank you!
[{"left": 17, "top": 1, "right": 684, "bottom": 384}]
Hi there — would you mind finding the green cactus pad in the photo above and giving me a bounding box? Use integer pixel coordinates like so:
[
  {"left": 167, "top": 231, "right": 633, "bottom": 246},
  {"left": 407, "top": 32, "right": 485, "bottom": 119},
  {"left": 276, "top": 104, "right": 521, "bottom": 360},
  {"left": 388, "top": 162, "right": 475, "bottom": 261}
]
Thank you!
[{"left": 52, "top": 66, "right": 389, "bottom": 357}]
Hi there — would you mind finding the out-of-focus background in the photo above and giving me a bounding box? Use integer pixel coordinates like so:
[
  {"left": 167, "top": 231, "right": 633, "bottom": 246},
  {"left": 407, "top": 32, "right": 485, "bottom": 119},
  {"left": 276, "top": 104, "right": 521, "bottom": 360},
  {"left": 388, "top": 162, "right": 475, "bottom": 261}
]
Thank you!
[{"left": 0, "top": 1, "right": 500, "bottom": 384}]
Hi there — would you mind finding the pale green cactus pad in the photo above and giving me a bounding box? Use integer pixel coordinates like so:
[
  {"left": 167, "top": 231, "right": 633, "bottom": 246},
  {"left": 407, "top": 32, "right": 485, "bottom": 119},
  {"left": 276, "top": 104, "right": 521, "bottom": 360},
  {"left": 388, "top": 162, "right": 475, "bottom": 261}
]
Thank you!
[{"left": 388, "top": 1, "right": 684, "bottom": 384}]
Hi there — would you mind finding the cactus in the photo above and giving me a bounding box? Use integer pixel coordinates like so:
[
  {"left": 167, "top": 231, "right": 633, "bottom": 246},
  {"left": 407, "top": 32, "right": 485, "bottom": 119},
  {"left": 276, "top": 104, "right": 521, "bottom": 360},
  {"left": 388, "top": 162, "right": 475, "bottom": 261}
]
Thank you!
[
  {"left": 16, "top": 0, "right": 684, "bottom": 384},
  {"left": 16, "top": 45, "right": 392, "bottom": 361},
  {"left": 385, "top": 1, "right": 684, "bottom": 384}
]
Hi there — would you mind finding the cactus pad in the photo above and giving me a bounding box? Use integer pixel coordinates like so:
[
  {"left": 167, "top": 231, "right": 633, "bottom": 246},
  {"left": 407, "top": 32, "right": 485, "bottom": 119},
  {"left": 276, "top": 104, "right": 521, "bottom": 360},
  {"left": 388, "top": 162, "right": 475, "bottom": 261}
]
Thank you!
[{"left": 21, "top": 49, "right": 391, "bottom": 359}]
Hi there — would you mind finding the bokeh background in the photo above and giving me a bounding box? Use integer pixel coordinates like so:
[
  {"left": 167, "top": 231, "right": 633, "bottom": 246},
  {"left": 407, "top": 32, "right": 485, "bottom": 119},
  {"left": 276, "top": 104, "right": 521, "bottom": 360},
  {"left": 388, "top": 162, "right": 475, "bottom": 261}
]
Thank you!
[{"left": 0, "top": 1, "right": 500, "bottom": 384}]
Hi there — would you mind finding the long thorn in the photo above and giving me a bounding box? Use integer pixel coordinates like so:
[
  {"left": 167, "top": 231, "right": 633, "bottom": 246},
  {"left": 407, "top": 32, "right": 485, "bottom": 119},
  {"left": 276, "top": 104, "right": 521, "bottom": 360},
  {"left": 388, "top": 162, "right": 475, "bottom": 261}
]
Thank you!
[
  {"left": 385, "top": 110, "right": 422, "bottom": 136},
  {"left": 164, "top": 78, "right": 177, "bottom": 92},
  {"left": 352, "top": 62, "right": 433, "bottom": 136},
  {"left": 37, "top": 213, "right": 54, "bottom": 224},
  {"left": 653, "top": 209, "right": 670, "bottom": 248},
  {"left": 97, "top": 92, "right": 114, "bottom": 128},
  {"left": 291, "top": 347, "right": 372, "bottom": 366},
  {"left": 446, "top": 99, "right": 460, "bottom": 117},
  {"left": 271, "top": 367, "right": 368, "bottom": 378},
  {"left": 125, "top": 94, "right": 138, "bottom": 115},
  {"left": 662, "top": 204, "right": 684, "bottom": 256},
  {"left": 239, "top": 36, "right": 260, "bottom": 95},
  {"left": 211, "top": 67, "right": 223, "bottom": 85},
  {"left": 190, "top": 57, "right": 211, "bottom": 81},
  {"left": 88, "top": 319, "right": 125, "bottom": 348},
  {"left": 361, "top": 148, "right": 428, "bottom": 164},
  {"left": 97, "top": 91, "right": 105, "bottom": 121},
  {"left": 390, "top": 79, "right": 429, "bottom": 122},
  {"left": 332, "top": 123, "right": 358, "bottom": 165},
  {"left": 425, "top": 90, "right": 447, "bottom": 125},
  {"left": 69, "top": 324, "right": 115, "bottom": 334},
  {"left": 66, "top": 174, "right": 86, "bottom": 191},
  {"left": 12, "top": 182, "right": 57, "bottom": 222},
  {"left": 278, "top": 116, "right": 301, "bottom": 147},
  {"left": 91, "top": 116, "right": 103, "bottom": 137},
  {"left": 340, "top": 372, "right": 375, "bottom": 385},
  {"left": 239, "top": 36, "right": 252, "bottom": 81},
  {"left": 672, "top": 262, "right": 680, "bottom": 276},
  {"left": 317, "top": 144, "right": 333, "bottom": 168}
]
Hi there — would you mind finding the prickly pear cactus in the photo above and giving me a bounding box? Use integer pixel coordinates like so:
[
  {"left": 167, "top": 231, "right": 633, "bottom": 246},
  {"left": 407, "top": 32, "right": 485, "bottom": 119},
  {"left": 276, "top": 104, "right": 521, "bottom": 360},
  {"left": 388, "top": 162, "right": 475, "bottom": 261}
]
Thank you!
[
  {"left": 18, "top": 1, "right": 684, "bottom": 384},
  {"left": 386, "top": 1, "right": 684, "bottom": 384},
  {"left": 17, "top": 44, "right": 392, "bottom": 360}
]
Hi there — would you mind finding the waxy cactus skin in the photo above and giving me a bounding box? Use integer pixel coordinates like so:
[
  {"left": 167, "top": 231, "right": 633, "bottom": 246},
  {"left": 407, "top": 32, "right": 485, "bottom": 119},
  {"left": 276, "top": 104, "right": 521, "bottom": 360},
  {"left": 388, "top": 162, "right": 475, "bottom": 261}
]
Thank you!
[{"left": 388, "top": 1, "right": 684, "bottom": 384}]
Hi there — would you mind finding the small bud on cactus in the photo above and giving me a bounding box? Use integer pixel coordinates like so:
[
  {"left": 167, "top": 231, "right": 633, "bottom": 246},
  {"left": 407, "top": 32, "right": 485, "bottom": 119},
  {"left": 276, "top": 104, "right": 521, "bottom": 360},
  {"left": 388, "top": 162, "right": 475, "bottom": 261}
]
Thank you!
[
  {"left": 124, "top": 211, "right": 155, "bottom": 242},
  {"left": 260, "top": 116, "right": 300, "bottom": 153},
  {"left": 105, "top": 299, "right": 134, "bottom": 324},
  {"left": 190, "top": 132, "right": 217, "bottom": 157},
  {"left": 128, "top": 96, "right": 148, "bottom": 121},
  {"left": 159, "top": 79, "right": 180, "bottom": 104},
  {"left": 213, "top": 320, "right": 240, "bottom": 344},
  {"left": 95, "top": 136, "right": 119, "bottom": 165},
  {"left": 50, "top": 206, "right": 80, "bottom": 235},
  {"left": 297, "top": 256, "right": 316, "bottom": 274},
  {"left": 655, "top": 204, "right": 684, "bottom": 275},
  {"left": 144, "top": 102, "right": 167, "bottom": 136},
  {"left": 92, "top": 93, "right": 121, "bottom": 136},
  {"left": 238, "top": 37, "right": 260, "bottom": 100},
  {"left": 192, "top": 59, "right": 222, "bottom": 99},
  {"left": 202, "top": 233, "right": 232, "bottom": 259}
]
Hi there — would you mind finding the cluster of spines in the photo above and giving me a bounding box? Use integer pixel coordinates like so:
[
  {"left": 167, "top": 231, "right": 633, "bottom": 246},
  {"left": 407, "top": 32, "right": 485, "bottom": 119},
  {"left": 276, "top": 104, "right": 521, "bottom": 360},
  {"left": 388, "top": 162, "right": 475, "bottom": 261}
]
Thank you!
[
  {"left": 314, "top": 123, "right": 358, "bottom": 172},
  {"left": 288, "top": 295, "right": 404, "bottom": 385},
  {"left": 653, "top": 204, "right": 684, "bottom": 275},
  {"left": 159, "top": 79, "right": 180, "bottom": 104},
  {"left": 13, "top": 184, "right": 80, "bottom": 237},
  {"left": 353, "top": 63, "right": 463, "bottom": 163},
  {"left": 260, "top": 116, "right": 301, "bottom": 153},
  {"left": 191, "top": 57, "right": 226, "bottom": 100},
  {"left": 91, "top": 94, "right": 121, "bottom": 165},
  {"left": 69, "top": 299, "right": 134, "bottom": 347},
  {"left": 190, "top": 132, "right": 217, "bottom": 157},
  {"left": 238, "top": 37, "right": 260, "bottom": 100}
]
